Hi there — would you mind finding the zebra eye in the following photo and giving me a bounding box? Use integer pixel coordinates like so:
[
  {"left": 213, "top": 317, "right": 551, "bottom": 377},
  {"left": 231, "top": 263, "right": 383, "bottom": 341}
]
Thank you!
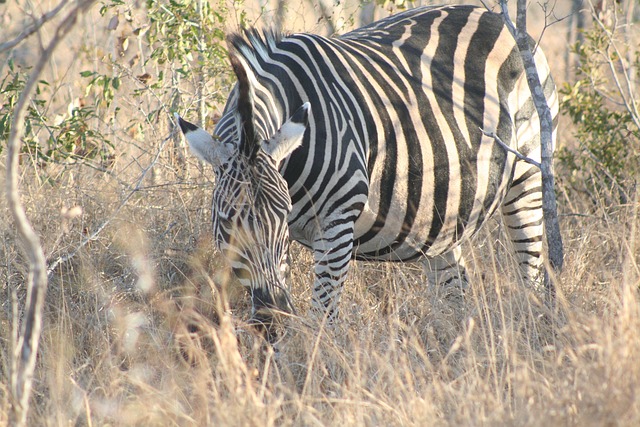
[
  {"left": 215, "top": 206, "right": 237, "bottom": 224},
  {"left": 216, "top": 210, "right": 228, "bottom": 221}
]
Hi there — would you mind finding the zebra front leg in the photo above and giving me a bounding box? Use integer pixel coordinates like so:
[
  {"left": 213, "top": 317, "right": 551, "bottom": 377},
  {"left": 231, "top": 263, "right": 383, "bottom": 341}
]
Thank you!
[
  {"left": 311, "top": 224, "right": 355, "bottom": 323},
  {"left": 423, "top": 245, "right": 469, "bottom": 296},
  {"left": 501, "top": 162, "right": 545, "bottom": 288}
]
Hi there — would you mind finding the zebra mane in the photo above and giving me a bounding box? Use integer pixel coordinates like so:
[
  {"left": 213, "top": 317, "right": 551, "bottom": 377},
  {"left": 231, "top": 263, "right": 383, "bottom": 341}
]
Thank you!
[
  {"left": 228, "top": 53, "right": 258, "bottom": 160},
  {"left": 226, "top": 28, "right": 286, "bottom": 161},
  {"left": 227, "top": 28, "right": 284, "bottom": 71}
]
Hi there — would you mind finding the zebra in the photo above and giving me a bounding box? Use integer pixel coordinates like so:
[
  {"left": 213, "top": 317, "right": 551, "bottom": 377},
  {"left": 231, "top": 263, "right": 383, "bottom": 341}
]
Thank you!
[{"left": 175, "top": 4, "right": 558, "bottom": 332}]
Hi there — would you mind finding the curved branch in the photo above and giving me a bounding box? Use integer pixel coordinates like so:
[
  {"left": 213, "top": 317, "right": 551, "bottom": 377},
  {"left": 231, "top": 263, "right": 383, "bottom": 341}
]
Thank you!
[
  {"left": 0, "top": 0, "right": 70, "bottom": 53},
  {"left": 5, "top": 1, "right": 97, "bottom": 425}
]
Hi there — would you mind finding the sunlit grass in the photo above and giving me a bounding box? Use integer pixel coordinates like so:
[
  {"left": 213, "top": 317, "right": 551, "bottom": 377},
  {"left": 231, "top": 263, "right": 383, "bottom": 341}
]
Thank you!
[{"left": 2, "top": 177, "right": 639, "bottom": 425}]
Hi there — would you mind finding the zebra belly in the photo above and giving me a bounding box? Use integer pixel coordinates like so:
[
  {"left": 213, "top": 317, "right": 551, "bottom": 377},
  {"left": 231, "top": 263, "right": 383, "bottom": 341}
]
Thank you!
[
  {"left": 351, "top": 198, "right": 501, "bottom": 262},
  {"left": 351, "top": 202, "right": 457, "bottom": 262},
  {"left": 351, "top": 157, "right": 515, "bottom": 262}
]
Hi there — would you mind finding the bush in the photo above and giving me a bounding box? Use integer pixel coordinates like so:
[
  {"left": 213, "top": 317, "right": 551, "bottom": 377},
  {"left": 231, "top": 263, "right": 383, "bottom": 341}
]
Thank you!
[
  {"left": 559, "top": 11, "right": 639, "bottom": 206},
  {"left": 0, "top": 0, "right": 233, "bottom": 180}
]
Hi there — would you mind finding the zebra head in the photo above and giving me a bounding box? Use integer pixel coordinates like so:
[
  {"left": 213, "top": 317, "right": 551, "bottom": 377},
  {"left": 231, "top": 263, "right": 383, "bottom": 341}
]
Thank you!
[{"left": 175, "top": 51, "right": 309, "bottom": 329}]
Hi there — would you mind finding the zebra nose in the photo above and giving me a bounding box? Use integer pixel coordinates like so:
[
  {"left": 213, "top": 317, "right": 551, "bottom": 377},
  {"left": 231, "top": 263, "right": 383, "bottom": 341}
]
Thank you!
[
  {"left": 252, "top": 286, "right": 294, "bottom": 315},
  {"left": 250, "top": 308, "right": 278, "bottom": 343}
]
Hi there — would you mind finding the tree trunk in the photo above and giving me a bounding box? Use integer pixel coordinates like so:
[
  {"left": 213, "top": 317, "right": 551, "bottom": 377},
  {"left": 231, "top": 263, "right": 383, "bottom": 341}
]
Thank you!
[{"left": 500, "top": 0, "right": 564, "bottom": 295}]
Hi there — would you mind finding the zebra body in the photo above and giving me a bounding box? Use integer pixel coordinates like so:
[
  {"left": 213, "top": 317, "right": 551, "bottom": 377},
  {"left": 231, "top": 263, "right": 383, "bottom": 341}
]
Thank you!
[{"left": 177, "top": 5, "right": 558, "bottom": 325}]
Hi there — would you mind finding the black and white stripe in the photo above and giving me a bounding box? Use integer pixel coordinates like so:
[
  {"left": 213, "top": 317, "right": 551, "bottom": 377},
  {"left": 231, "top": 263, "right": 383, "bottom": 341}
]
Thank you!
[{"left": 177, "top": 5, "right": 558, "bottom": 323}]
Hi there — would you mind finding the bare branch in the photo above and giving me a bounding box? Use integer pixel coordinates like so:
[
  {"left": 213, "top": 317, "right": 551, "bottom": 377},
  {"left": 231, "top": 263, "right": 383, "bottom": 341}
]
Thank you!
[
  {"left": 500, "top": 1, "right": 518, "bottom": 38},
  {"left": 480, "top": 128, "right": 542, "bottom": 168},
  {"left": 0, "top": 0, "right": 70, "bottom": 53},
  {"left": 478, "top": 0, "right": 495, "bottom": 12},
  {"left": 5, "top": 1, "right": 97, "bottom": 425},
  {"left": 536, "top": 0, "right": 573, "bottom": 54},
  {"left": 588, "top": 1, "right": 640, "bottom": 132}
]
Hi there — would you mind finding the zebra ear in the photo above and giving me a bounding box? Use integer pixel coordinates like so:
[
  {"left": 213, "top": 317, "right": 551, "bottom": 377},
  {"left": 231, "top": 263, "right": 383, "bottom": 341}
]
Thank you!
[
  {"left": 229, "top": 51, "right": 259, "bottom": 160},
  {"left": 263, "top": 102, "right": 310, "bottom": 164},
  {"left": 175, "top": 113, "right": 232, "bottom": 167}
]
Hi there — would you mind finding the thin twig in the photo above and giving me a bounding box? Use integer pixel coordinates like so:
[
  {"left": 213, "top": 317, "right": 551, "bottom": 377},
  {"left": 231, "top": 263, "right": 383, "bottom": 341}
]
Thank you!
[
  {"left": 589, "top": 1, "right": 640, "bottom": 132},
  {"left": 46, "top": 129, "right": 176, "bottom": 278},
  {"left": 480, "top": 128, "right": 542, "bottom": 169},
  {"left": 307, "top": 0, "right": 337, "bottom": 35},
  {"left": 536, "top": 0, "right": 573, "bottom": 55}
]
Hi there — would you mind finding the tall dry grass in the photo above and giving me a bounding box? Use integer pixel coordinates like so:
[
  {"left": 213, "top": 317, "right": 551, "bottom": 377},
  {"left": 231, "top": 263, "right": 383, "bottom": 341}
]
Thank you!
[
  {"left": 2, "top": 0, "right": 639, "bottom": 425},
  {"left": 2, "top": 186, "right": 639, "bottom": 426}
]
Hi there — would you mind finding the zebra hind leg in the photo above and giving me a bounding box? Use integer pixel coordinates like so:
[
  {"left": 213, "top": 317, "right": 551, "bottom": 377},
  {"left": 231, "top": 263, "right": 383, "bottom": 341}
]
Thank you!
[
  {"left": 501, "top": 162, "right": 545, "bottom": 289},
  {"left": 423, "top": 245, "right": 468, "bottom": 297}
]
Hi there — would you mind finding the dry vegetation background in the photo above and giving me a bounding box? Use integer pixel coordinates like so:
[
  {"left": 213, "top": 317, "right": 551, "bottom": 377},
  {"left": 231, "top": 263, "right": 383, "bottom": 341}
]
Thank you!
[{"left": 1, "top": 0, "right": 639, "bottom": 425}]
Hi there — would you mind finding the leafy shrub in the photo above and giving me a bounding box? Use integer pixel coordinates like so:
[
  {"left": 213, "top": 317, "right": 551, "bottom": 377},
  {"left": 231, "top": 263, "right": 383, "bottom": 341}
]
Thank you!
[
  {"left": 0, "top": 59, "right": 112, "bottom": 170},
  {"left": 559, "top": 18, "right": 639, "bottom": 206},
  {"left": 1, "top": 0, "right": 234, "bottom": 177}
]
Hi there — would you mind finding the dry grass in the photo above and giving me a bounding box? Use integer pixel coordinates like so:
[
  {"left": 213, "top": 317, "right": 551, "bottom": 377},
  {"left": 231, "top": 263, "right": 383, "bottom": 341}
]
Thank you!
[
  {"left": 2, "top": 0, "right": 640, "bottom": 426},
  {"left": 3, "top": 194, "right": 639, "bottom": 426}
]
